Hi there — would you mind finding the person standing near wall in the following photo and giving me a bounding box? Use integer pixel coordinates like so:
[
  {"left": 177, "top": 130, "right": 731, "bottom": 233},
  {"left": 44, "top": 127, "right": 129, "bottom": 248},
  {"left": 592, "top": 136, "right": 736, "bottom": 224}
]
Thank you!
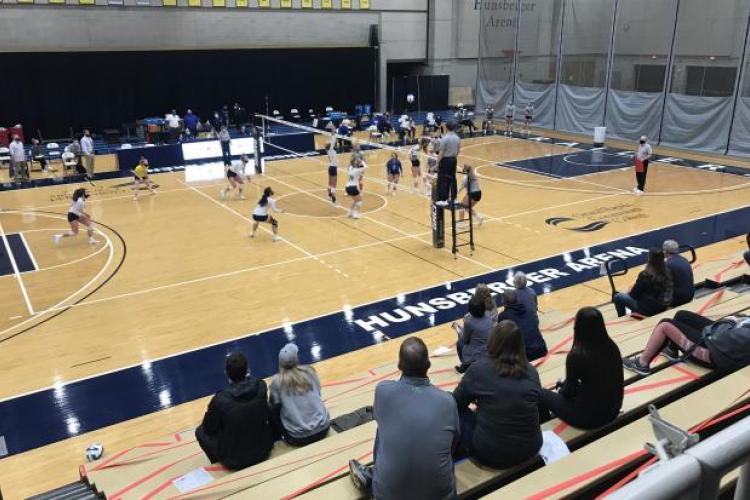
[
  {"left": 219, "top": 126, "right": 232, "bottom": 167},
  {"left": 9, "top": 135, "right": 26, "bottom": 179},
  {"left": 633, "top": 135, "right": 652, "bottom": 195},
  {"left": 80, "top": 130, "right": 95, "bottom": 177}
]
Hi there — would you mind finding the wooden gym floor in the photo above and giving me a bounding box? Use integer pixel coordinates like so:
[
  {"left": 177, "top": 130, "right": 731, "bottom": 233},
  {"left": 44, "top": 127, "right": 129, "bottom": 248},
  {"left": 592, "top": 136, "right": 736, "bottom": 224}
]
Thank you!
[{"left": 1, "top": 133, "right": 750, "bottom": 497}]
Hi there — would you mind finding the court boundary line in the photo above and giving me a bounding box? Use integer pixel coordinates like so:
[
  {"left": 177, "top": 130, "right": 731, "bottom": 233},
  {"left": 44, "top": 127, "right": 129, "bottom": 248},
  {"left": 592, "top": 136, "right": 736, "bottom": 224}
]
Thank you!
[
  {"left": 19, "top": 228, "right": 111, "bottom": 273},
  {"left": 0, "top": 219, "right": 35, "bottom": 315},
  {"left": 3, "top": 198, "right": 749, "bottom": 402},
  {"left": 18, "top": 232, "right": 39, "bottom": 271}
]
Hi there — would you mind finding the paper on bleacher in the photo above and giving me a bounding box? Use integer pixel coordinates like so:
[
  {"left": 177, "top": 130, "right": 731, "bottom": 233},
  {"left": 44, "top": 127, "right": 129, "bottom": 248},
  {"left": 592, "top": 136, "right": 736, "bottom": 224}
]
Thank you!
[
  {"left": 539, "top": 431, "right": 570, "bottom": 465},
  {"left": 173, "top": 467, "right": 213, "bottom": 493}
]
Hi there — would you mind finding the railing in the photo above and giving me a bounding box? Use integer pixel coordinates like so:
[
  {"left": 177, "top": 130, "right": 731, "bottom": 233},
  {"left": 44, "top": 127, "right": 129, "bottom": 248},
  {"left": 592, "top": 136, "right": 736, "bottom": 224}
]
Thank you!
[
  {"left": 607, "top": 415, "right": 750, "bottom": 500},
  {"left": 605, "top": 244, "right": 697, "bottom": 299}
]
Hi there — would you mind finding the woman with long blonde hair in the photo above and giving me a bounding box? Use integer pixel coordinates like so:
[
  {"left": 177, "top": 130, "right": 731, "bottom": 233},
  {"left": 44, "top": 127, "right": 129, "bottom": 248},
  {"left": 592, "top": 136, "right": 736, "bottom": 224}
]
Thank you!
[{"left": 270, "top": 343, "right": 330, "bottom": 446}]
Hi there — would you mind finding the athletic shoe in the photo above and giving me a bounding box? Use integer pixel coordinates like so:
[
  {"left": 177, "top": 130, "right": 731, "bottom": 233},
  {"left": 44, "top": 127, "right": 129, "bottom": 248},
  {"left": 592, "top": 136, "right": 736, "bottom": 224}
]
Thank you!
[
  {"left": 330, "top": 201, "right": 337, "bottom": 207},
  {"left": 622, "top": 356, "right": 651, "bottom": 375},
  {"left": 348, "top": 460, "right": 372, "bottom": 492},
  {"left": 150, "top": 189, "right": 157, "bottom": 195},
  {"left": 633, "top": 188, "right": 643, "bottom": 195},
  {"left": 476, "top": 213, "right": 484, "bottom": 226},
  {"left": 53, "top": 234, "right": 62, "bottom": 246},
  {"left": 238, "top": 194, "right": 246, "bottom": 200},
  {"left": 435, "top": 200, "right": 449, "bottom": 207},
  {"left": 88, "top": 238, "right": 99, "bottom": 245},
  {"left": 219, "top": 189, "right": 227, "bottom": 201},
  {"left": 272, "top": 235, "right": 280, "bottom": 242},
  {"left": 660, "top": 344, "right": 681, "bottom": 362},
  {"left": 351, "top": 212, "right": 361, "bottom": 220}
]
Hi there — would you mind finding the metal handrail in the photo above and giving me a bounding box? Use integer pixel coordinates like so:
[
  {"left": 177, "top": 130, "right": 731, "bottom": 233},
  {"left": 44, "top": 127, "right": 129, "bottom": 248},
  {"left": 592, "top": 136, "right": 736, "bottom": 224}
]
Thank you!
[{"left": 606, "top": 257, "right": 629, "bottom": 300}]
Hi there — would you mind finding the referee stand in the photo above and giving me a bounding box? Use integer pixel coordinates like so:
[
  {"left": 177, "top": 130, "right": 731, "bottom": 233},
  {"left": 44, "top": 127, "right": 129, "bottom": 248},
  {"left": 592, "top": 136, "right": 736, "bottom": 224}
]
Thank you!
[{"left": 431, "top": 181, "right": 475, "bottom": 258}]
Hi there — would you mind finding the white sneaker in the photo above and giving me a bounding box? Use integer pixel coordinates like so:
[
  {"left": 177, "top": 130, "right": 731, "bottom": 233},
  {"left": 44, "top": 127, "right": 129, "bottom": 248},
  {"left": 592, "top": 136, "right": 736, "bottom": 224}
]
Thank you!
[
  {"left": 150, "top": 189, "right": 157, "bottom": 195},
  {"left": 53, "top": 234, "right": 62, "bottom": 246},
  {"left": 272, "top": 234, "right": 280, "bottom": 242},
  {"left": 351, "top": 211, "right": 361, "bottom": 219},
  {"left": 634, "top": 188, "right": 643, "bottom": 196},
  {"left": 219, "top": 189, "right": 227, "bottom": 201},
  {"left": 88, "top": 238, "right": 99, "bottom": 245},
  {"left": 435, "top": 200, "right": 449, "bottom": 207},
  {"left": 476, "top": 213, "right": 484, "bottom": 226}
]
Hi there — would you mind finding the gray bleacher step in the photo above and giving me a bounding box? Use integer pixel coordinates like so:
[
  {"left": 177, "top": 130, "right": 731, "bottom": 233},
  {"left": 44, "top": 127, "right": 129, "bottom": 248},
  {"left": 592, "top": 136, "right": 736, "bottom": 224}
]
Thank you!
[{"left": 26, "top": 481, "right": 96, "bottom": 500}]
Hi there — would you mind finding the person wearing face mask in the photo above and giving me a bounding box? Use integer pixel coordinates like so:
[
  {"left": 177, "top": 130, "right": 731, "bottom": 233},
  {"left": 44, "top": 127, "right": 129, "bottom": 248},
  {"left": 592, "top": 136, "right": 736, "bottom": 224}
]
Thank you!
[
  {"left": 195, "top": 352, "right": 274, "bottom": 469},
  {"left": 80, "top": 130, "right": 95, "bottom": 176},
  {"left": 633, "top": 135, "right": 652, "bottom": 195}
]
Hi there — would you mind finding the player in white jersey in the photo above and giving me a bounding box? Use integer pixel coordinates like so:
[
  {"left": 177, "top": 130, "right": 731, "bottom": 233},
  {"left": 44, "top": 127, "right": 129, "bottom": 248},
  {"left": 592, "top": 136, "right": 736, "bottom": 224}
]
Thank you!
[
  {"left": 523, "top": 103, "right": 534, "bottom": 136},
  {"left": 423, "top": 137, "right": 439, "bottom": 196},
  {"left": 504, "top": 102, "right": 515, "bottom": 136},
  {"left": 326, "top": 139, "right": 339, "bottom": 206},
  {"left": 54, "top": 187, "right": 99, "bottom": 246},
  {"left": 482, "top": 105, "right": 495, "bottom": 136},
  {"left": 250, "top": 186, "right": 284, "bottom": 241},
  {"left": 345, "top": 157, "right": 367, "bottom": 219},
  {"left": 409, "top": 142, "right": 422, "bottom": 191},
  {"left": 457, "top": 164, "right": 484, "bottom": 226},
  {"left": 220, "top": 155, "right": 252, "bottom": 201}
]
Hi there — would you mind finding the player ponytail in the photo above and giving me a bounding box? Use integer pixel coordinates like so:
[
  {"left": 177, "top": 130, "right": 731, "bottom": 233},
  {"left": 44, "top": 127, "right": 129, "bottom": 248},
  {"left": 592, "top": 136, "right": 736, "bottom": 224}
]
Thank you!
[
  {"left": 72, "top": 187, "right": 87, "bottom": 201},
  {"left": 259, "top": 186, "right": 274, "bottom": 206}
]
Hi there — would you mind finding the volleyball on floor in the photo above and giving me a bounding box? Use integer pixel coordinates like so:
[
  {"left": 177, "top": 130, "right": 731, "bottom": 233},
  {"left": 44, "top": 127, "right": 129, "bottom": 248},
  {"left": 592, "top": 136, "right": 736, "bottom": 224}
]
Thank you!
[
  {"left": 406, "top": 93, "right": 415, "bottom": 103},
  {"left": 85, "top": 443, "right": 104, "bottom": 462}
]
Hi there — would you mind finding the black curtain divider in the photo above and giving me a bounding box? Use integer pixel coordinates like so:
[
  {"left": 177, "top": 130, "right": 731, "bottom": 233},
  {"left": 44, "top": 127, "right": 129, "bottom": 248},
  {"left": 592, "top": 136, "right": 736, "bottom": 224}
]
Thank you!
[{"left": 0, "top": 47, "right": 376, "bottom": 139}]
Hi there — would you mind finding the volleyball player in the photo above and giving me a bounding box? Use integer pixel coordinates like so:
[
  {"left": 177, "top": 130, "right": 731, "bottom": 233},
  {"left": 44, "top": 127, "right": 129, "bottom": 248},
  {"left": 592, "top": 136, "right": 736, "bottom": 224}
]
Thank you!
[
  {"left": 482, "top": 105, "right": 495, "bottom": 136},
  {"left": 250, "top": 187, "right": 284, "bottom": 241},
  {"left": 385, "top": 152, "right": 403, "bottom": 196},
  {"left": 132, "top": 157, "right": 158, "bottom": 200},
  {"left": 54, "top": 188, "right": 99, "bottom": 246},
  {"left": 326, "top": 140, "right": 338, "bottom": 206},
  {"left": 505, "top": 102, "right": 515, "bottom": 136},
  {"left": 423, "top": 137, "right": 439, "bottom": 196},
  {"left": 220, "top": 155, "right": 252, "bottom": 201},
  {"left": 457, "top": 164, "right": 484, "bottom": 226},
  {"left": 409, "top": 141, "right": 422, "bottom": 191},
  {"left": 345, "top": 157, "right": 367, "bottom": 219},
  {"left": 523, "top": 103, "right": 534, "bottom": 136}
]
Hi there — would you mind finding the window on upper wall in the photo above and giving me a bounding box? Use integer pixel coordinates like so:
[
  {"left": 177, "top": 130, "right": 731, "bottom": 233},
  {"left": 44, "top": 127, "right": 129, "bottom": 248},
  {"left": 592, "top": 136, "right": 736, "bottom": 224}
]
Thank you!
[
  {"left": 685, "top": 66, "right": 738, "bottom": 96},
  {"left": 633, "top": 65, "right": 668, "bottom": 93}
]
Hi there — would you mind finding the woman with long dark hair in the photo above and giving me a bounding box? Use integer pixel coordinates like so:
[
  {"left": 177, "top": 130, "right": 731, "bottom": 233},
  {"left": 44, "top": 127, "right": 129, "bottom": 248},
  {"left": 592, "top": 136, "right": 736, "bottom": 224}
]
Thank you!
[
  {"left": 453, "top": 320, "right": 543, "bottom": 468},
  {"left": 250, "top": 187, "right": 283, "bottom": 241},
  {"left": 54, "top": 187, "right": 99, "bottom": 246},
  {"left": 540, "top": 307, "right": 623, "bottom": 429},
  {"left": 614, "top": 248, "right": 673, "bottom": 317}
]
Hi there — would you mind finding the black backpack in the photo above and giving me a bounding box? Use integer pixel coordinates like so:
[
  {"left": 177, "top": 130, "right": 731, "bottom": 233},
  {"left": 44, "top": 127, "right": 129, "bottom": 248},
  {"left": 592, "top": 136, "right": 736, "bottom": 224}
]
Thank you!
[{"left": 701, "top": 318, "right": 750, "bottom": 372}]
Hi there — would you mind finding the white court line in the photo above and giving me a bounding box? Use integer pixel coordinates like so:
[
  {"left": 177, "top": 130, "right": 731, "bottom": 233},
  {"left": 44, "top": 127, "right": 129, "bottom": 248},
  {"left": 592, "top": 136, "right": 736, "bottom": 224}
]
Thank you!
[
  {"left": 0, "top": 219, "right": 35, "bottom": 315},
  {"left": 19, "top": 228, "right": 110, "bottom": 273},
  {"left": 18, "top": 232, "right": 39, "bottom": 271},
  {"left": 178, "top": 179, "right": 352, "bottom": 279}
]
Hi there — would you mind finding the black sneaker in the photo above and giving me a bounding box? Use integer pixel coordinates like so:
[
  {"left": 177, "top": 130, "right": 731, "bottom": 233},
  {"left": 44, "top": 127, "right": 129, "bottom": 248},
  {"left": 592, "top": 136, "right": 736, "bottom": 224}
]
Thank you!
[
  {"left": 623, "top": 356, "right": 651, "bottom": 376},
  {"left": 349, "top": 459, "right": 372, "bottom": 492},
  {"left": 455, "top": 364, "right": 468, "bottom": 374},
  {"left": 660, "top": 344, "right": 681, "bottom": 362}
]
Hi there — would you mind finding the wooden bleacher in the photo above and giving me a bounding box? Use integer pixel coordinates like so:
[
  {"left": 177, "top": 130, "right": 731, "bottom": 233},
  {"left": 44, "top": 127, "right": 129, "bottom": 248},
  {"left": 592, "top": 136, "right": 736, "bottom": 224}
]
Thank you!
[{"left": 79, "top": 244, "right": 750, "bottom": 499}]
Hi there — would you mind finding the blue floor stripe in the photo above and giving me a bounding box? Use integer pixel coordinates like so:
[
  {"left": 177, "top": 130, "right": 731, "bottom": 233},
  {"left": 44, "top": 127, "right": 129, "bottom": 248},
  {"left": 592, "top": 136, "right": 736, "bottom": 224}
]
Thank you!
[
  {"left": 6, "top": 234, "right": 36, "bottom": 273},
  {"left": 1, "top": 204, "right": 749, "bottom": 457},
  {"left": 0, "top": 237, "right": 12, "bottom": 277}
]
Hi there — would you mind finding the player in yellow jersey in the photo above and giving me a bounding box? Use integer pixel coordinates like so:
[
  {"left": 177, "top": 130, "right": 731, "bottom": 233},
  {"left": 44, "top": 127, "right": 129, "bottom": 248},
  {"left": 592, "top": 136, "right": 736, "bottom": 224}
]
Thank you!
[{"left": 132, "top": 157, "right": 158, "bottom": 200}]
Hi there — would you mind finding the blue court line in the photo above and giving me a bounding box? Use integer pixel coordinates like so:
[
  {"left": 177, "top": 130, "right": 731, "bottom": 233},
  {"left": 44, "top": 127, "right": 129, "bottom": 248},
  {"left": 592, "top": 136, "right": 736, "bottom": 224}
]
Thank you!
[
  {"left": 0, "top": 238, "right": 12, "bottom": 277},
  {"left": 0, "top": 204, "right": 749, "bottom": 457},
  {"left": 6, "top": 234, "right": 36, "bottom": 273}
]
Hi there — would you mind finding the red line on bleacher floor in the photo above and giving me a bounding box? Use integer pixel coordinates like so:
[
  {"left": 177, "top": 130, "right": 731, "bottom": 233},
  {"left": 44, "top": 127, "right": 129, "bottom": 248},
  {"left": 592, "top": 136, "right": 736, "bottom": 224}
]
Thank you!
[
  {"left": 541, "top": 317, "right": 574, "bottom": 333},
  {"left": 594, "top": 455, "right": 658, "bottom": 499},
  {"left": 322, "top": 376, "right": 369, "bottom": 388},
  {"left": 282, "top": 450, "right": 374, "bottom": 499},
  {"left": 166, "top": 438, "right": 374, "bottom": 499},
  {"left": 141, "top": 464, "right": 228, "bottom": 500},
  {"left": 667, "top": 363, "right": 701, "bottom": 381},
  {"left": 109, "top": 450, "right": 203, "bottom": 499},
  {"left": 552, "top": 421, "right": 569, "bottom": 435},
  {"left": 112, "top": 440, "right": 196, "bottom": 468},
  {"left": 697, "top": 289, "right": 725, "bottom": 315},
  {"left": 90, "top": 440, "right": 177, "bottom": 471},
  {"left": 174, "top": 433, "right": 182, "bottom": 442},
  {"left": 623, "top": 375, "right": 693, "bottom": 395},
  {"left": 713, "top": 261, "right": 743, "bottom": 283},
  {"left": 323, "top": 369, "right": 400, "bottom": 403},
  {"left": 533, "top": 335, "right": 573, "bottom": 368}
]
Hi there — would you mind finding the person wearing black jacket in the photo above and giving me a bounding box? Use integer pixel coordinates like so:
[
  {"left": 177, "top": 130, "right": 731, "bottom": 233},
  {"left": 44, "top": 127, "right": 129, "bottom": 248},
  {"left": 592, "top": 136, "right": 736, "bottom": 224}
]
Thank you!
[
  {"left": 195, "top": 352, "right": 274, "bottom": 470},
  {"left": 540, "top": 307, "right": 623, "bottom": 429},
  {"left": 663, "top": 240, "right": 694, "bottom": 307},
  {"left": 497, "top": 289, "right": 547, "bottom": 361},
  {"left": 614, "top": 248, "right": 673, "bottom": 317},
  {"left": 453, "top": 320, "right": 543, "bottom": 469}
]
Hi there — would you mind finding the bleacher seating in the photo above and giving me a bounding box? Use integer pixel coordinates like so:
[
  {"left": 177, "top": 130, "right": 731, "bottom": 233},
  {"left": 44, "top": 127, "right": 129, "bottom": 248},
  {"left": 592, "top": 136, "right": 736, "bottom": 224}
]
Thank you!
[{"left": 76, "top": 240, "right": 750, "bottom": 499}]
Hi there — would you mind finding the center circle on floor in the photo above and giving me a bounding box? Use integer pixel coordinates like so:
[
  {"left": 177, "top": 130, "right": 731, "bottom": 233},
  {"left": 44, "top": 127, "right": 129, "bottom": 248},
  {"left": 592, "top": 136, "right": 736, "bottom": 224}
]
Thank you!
[{"left": 276, "top": 189, "right": 387, "bottom": 218}]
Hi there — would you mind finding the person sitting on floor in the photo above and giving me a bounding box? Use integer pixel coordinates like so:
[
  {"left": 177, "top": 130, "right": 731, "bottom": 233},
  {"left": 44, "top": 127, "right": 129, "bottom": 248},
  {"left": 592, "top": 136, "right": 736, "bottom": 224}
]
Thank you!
[
  {"left": 614, "top": 248, "right": 673, "bottom": 318},
  {"left": 195, "top": 352, "right": 274, "bottom": 470},
  {"left": 349, "top": 337, "right": 460, "bottom": 500},
  {"left": 498, "top": 289, "right": 548, "bottom": 361},
  {"left": 453, "top": 294, "right": 494, "bottom": 373},
  {"left": 664, "top": 239, "right": 694, "bottom": 307},
  {"left": 623, "top": 310, "right": 750, "bottom": 375},
  {"left": 270, "top": 343, "right": 330, "bottom": 446},
  {"left": 453, "top": 320, "right": 543, "bottom": 469},
  {"left": 540, "top": 307, "right": 623, "bottom": 429}
]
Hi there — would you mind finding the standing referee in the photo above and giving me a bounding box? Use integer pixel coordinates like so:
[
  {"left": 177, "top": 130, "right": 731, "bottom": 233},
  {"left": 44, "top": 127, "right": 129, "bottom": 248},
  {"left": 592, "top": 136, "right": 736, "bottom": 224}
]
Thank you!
[
  {"left": 435, "top": 121, "right": 460, "bottom": 207},
  {"left": 633, "top": 135, "right": 652, "bottom": 195}
]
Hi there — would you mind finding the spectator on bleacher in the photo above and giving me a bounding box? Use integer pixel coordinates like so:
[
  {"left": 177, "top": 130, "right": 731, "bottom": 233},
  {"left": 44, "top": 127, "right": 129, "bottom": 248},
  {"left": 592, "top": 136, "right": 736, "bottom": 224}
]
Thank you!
[
  {"left": 513, "top": 271, "right": 538, "bottom": 312},
  {"left": 80, "top": 130, "right": 95, "bottom": 176},
  {"left": 64, "top": 139, "right": 84, "bottom": 173},
  {"left": 348, "top": 337, "right": 460, "bottom": 499},
  {"left": 540, "top": 307, "right": 623, "bottom": 429},
  {"left": 165, "top": 110, "right": 181, "bottom": 143},
  {"left": 743, "top": 234, "right": 750, "bottom": 268},
  {"left": 623, "top": 310, "right": 750, "bottom": 375},
  {"left": 664, "top": 240, "right": 694, "bottom": 307},
  {"left": 184, "top": 109, "right": 199, "bottom": 137},
  {"left": 31, "top": 138, "right": 48, "bottom": 172},
  {"left": 210, "top": 111, "right": 222, "bottom": 132},
  {"left": 453, "top": 320, "right": 543, "bottom": 469},
  {"left": 453, "top": 294, "right": 493, "bottom": 373},
  {"left": 498, "top": 289, "right": 547, "bottom": 361},
  {"left": 9, "top": 134, "right": 25, "bottom": 178},
  {"left": 219, "top": 126, "right": 232, "bottom": 167},
  {"left": 221, "top": 105, "right": 231, "bottom": 127},
  {"left": 269, "top": 343, "right": 330, "bottom": 446},
  {"left": 614, "top": 248, "right": 673, "bottom": 318},
  {"left": 474, "top": 283, "right": 499, "bottom": 323},
  {"left": 195, "top": 352, "right": 273, "bottom": 470},
  {"left": 232, "top": 102, "right": 247, "bottom": 128}
]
